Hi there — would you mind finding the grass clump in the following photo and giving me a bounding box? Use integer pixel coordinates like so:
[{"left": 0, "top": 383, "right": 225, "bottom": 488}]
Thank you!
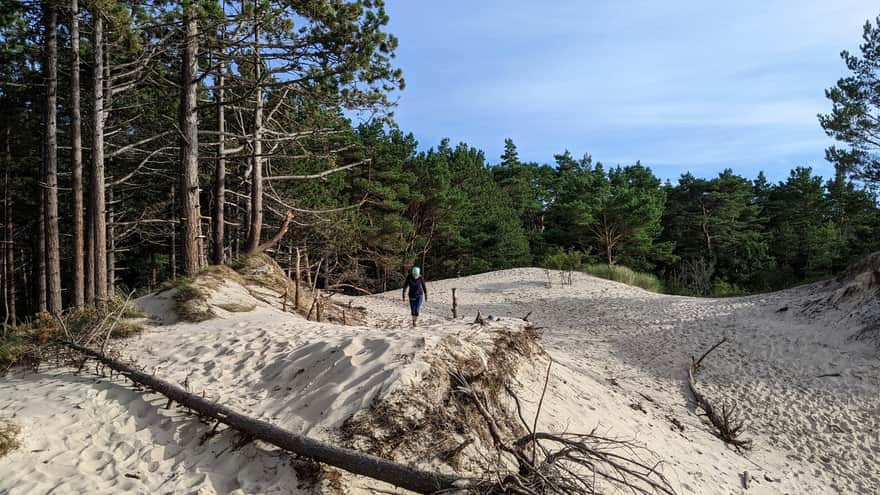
[
  {"left": 580, "top": 263, "right": 664, "bottom": 292},
  {"left": 164, "top": 265, "right": 247, "bottom": 322},
  {"left": 171, "top": 277, "right": 216, "bottom": 323},
  {"left": 0, "top": 417, "right": 20, "bottom": 459}
]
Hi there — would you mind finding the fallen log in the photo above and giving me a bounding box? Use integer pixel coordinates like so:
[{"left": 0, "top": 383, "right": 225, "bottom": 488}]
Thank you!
[{"left": 59, "top": 341, "right": 462, "bottom": 493}]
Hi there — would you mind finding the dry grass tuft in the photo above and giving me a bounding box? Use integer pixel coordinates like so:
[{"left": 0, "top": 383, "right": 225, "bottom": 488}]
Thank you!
[
  {"left": 0, "top": 418, "right": 21, "bottom": 459},
  {"left": 1, "top": 296, "right": 145, "bottom": 370},
  {"left": 173, "top": 280, "right": 216, "bottom": 323}
]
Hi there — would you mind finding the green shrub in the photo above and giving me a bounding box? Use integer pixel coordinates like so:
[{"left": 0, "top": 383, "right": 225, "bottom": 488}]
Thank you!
[
  {"left": 541, "top": 248, "right": 589, "bottom": 272},
  {"left": 580, "top": 263, "right": 664, "bottom": 293},
  {"left": 710, "top": 280, "right": 747, "bottom": 297}
]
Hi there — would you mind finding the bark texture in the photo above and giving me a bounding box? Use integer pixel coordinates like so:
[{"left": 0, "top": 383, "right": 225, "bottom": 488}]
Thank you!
[
  {"left": 70, "top": 0, "right": 84, "bottom": 308},
  {"left": 180, "top": 1, "right": 203, "bottom": 275},
  {"left": 44, "top": 3, "right": 62, "bottom": 313}
]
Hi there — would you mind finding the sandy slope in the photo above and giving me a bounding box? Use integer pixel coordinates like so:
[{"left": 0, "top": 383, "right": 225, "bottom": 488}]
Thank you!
[{"left": 1, "top": 266, "right": 878, "bottom": 494}]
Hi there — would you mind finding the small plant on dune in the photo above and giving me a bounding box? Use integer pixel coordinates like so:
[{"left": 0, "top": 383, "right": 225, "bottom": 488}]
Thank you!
[{"left": 0, "top": 417, "right": 20, "bottom": 459}]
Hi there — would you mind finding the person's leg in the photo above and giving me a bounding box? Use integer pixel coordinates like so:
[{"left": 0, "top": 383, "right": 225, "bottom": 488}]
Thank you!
[{"left": 409, "top": 295, "right": 423, "bottom": 327}]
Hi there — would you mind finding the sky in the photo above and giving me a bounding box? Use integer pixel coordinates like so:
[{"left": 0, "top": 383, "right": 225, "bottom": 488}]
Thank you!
[{"left": 383, "top": 1, "right": 879, "bottom": 183}]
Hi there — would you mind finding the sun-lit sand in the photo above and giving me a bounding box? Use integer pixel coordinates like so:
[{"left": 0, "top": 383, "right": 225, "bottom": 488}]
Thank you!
[{"left": 1, "top": 260, "right": 878, "bottom": 494}]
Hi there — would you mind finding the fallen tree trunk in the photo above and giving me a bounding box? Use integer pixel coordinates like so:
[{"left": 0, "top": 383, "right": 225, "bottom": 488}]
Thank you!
[
  {"left": 687, "top": 338, "right": 752, "bottom": 450},
  {"left": 59, "top": 341, "right": 462, "bottom": 493}
]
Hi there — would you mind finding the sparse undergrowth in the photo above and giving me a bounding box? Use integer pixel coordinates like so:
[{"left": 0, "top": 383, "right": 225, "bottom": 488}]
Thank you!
[
  {"left": 0, "top": 294, "right": 145, "bottom": 370},
  {"left": 0, "top": 417, "right": 20, "bottom": 459}
]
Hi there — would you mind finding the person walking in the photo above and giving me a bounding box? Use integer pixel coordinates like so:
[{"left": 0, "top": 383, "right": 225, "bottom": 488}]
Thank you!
[{"left": 402, "top": 266, "right": 427, "bottom": 327}]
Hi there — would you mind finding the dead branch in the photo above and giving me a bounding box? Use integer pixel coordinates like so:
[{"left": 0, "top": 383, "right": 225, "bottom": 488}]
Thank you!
[
  {"left": 687, "top": 339, "right": 752, "bottom": 450},
  {"left": 58, "top": 341, "right": 463, "bottom": 493},
  {"left": 451, "top": 368, "right": 677, "bottom": 495},
  {"left": 253, "top": 211, "right": 293, "bottom": 254}
]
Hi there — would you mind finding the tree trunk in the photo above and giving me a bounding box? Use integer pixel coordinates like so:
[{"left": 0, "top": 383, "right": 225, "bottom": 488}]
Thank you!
[
  {"left": 44, "top": 3, "right": 62, "bottom": 314},
  {"left": 170, "top": 184, "right": 177, "bottom": 279},
  {"left": 70, "top": 0, "right": 84, "bottom": 308},
  {"left": 85, "top": 197, "right": 94, "bottom": 303},
  {"left": 91, "top": 14, "right": 108, "bottom": 307},
  {"left": 3, "top": 137, "right": 15, "bottom": 326},
  {"left": 107, "top": 185, "right": 115, "bottom": 293},
  {"left": 37, "top": 177, "right": 46, "bottom": 313},
  {"left": 62, "top": 341, "right": 461, "bottom": 493},
  {"left": 246, "top": 12, "right": 263, "bottom": 253},
  {"left": 294, "top": 246, "right": 301, "bottom": 310},
  {"left": 180, "top": 1, "right": 203, "bottom": 275},
  {"left": 212, "top": 59, "right": 226, "bottom": 265}
]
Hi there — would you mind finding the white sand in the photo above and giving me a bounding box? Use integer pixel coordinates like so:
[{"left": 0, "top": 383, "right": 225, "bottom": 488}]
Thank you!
[{"left": 1, "top": 266, "right": 877, "bottom": 494}]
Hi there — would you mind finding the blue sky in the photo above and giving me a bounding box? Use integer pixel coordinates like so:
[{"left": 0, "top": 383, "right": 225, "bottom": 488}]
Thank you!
[{"left": 383, "top": 1, "right": 878, "bottom": 183}]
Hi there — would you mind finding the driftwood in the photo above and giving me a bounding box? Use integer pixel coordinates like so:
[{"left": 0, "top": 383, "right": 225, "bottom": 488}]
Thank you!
[
  {"left": 59, "top": 341, "right": 462, "bottom": 493},
  {"left": 687, "top": 338, "right": 752, "bottom": 450}
]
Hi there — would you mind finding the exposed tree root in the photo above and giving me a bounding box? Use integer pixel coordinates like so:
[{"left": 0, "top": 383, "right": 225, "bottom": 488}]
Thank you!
[
  {"left": 451, "top": 368, "right": 677, "bottom": 495},
  {"left": 687, "top": 338, "right": 752, "bottom": 450}
]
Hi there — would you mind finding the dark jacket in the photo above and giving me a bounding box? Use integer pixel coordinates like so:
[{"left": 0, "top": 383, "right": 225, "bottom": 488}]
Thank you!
[{"left": 403, "top": 274, "right": 427, "bottom": 299}]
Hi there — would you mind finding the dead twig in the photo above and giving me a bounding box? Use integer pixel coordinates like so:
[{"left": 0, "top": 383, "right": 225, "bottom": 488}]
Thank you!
[{"left": 687, "top": 338, "right": 752, "bottom": 450}]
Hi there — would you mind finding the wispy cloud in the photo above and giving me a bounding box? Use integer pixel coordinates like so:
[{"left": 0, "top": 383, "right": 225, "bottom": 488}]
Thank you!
[{"left": 386, "top": 0, "right": 879, "bottom": 179}]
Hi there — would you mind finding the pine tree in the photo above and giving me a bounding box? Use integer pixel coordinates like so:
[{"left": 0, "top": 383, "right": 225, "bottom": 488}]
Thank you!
[{"left": 819, "top": 16, "right": 880, "bottom": 184}]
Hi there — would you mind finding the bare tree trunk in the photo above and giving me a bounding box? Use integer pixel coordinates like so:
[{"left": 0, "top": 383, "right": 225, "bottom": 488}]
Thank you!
[
  {"left": 70, "top": 0, "right": 84, "bottom": 308},
  {"left": 1, "top": 234, "right": 6, "bottom": 335},
  {"left": 107, "top": 184, "right": 115, "bottom": 293},
  {"left": 62, "top": 341, "right": 461, "bottom": 493},
  {"left": 294, "top": 246, "right": 301, "bottom": 310},
  {"left": 85, "top": 198, "right": 94, "bottom": 303},
  {"left": 3, "top": 123, "right": 15, "bottom": 326},
  {"left": 6, "top": 221, "right": 14, "bottom": 326},
  {"left": 170, "top": 184, "right": 177, "bottom": 279},
  {"left": 2, "top": 148, "right": 8, "bottom": 332},
  {"left": 34, "top": 176, "right": 46, "bottom": 313},
  {"left": 150, "top": 251, "right": 157, "bottom": 289},
  {"left": 44, "top": 3, "right": 62, "bottom": 314},
  {"left": 180, "top": 1, "right": 203, "bottom": 275},
  {"left": 246, "top": 11, "right": 263, "bottom": 253},
  {"left": 212, "top": 59, "right": 226, "bottom": 265},
  {"left": 303, "top": 247, "right": 312, "bottom": 288},
  {"left": 91, "top": 14, "right": 108, "bottom": 308}
]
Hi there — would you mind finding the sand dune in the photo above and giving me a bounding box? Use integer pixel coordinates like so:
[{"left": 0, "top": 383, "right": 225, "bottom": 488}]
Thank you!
[{"left": 1, "top": 261, "right": 878, "bottom": 494}]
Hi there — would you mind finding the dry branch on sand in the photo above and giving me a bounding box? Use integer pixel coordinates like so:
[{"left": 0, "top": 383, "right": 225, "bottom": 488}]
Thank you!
[
  {"left": 451, "top": 369, "right": 677, "bottom": 495},
  {"left": 687, "top": 338, "right": 752, "bottom": 450}
]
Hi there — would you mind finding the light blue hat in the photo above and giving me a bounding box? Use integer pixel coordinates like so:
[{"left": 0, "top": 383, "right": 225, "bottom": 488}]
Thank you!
[{"left": 412, "top": 266, "right": 421, "bottom": 276}]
